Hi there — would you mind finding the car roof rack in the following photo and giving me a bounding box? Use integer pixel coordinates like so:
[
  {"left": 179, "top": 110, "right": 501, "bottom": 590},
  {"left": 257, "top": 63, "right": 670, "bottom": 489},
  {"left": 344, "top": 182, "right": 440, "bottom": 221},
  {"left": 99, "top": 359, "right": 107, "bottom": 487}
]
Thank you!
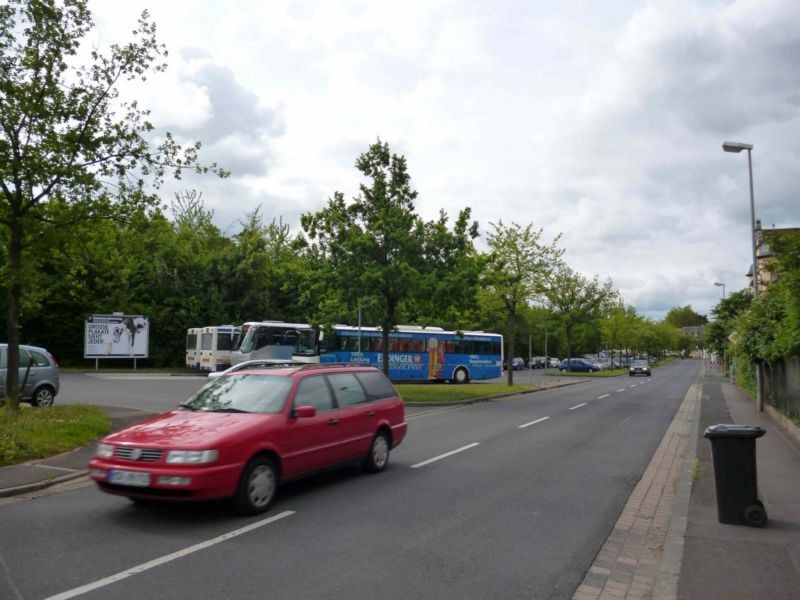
[{"left": 295, "top": 362, "right": 372, "bottom": 371}]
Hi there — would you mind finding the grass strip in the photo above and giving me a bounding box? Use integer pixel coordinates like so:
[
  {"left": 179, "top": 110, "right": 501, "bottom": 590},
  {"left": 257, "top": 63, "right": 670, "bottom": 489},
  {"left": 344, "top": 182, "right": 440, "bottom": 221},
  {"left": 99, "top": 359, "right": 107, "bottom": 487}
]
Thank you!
[
  {"left": 0, "top": 405, "right": 112, "bottom": 467},
  {"left": 395, "top": 383, "right": 536, "bottom": 403}
]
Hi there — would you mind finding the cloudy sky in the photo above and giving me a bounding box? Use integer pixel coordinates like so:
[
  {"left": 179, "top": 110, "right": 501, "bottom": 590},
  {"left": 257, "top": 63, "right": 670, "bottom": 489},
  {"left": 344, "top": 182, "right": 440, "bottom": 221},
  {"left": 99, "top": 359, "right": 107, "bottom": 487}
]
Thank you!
[{"left": 87, "top": 0, "right": 799, "bottom": 320}]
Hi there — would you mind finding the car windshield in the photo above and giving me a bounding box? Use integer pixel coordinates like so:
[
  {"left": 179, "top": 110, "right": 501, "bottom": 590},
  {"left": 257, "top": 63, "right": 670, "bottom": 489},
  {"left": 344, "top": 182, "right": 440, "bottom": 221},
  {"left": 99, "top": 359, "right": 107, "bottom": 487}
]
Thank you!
[
  {"left": 632, "top": 360, "right": 649, "bottom": 366},
  {"left": 181, "top": 374, "right": 292, "bottom": 414}
]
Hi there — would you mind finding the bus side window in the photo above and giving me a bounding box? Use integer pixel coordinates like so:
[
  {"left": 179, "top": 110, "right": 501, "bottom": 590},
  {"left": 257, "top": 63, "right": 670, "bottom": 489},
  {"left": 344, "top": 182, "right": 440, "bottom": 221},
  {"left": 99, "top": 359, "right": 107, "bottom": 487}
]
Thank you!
[{"left": 255, "top": 329, "right": 270, "bottom": 351}]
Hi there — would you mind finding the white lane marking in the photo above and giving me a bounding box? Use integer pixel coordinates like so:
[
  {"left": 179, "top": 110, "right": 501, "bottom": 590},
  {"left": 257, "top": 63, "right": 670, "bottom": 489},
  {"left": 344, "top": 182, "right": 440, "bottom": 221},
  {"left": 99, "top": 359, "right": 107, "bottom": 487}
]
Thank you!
[
  {"left": 619, "top": 415, "right": 634, "bottom": 427},
  {"left": 46, "top": 511, "right": 296, "bottom": 600},
  {"left": 518, "top": 416, "right": 550, "bottom": 429},
  {"left": 617, "top": 389, "right": 626, "bottom": 393},
  {"left": 569, "top": 403, "right": 587, "bottom": 410},
  {"left": 411, "top": 443, "right": 480, "bottom": 468},
  {"left": 630, "top": 384, "right": 637, "bottom": 388},
  {"left": 598, "top": 394, "right": 610, "bottom": 400}
]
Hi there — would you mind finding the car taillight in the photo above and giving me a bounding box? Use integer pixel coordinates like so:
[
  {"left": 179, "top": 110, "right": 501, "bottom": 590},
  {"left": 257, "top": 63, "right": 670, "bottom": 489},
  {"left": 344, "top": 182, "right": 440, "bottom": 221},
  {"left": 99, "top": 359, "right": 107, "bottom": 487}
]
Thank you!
[{"left": 48, "top": 352, "right": 58, "bottom": 366}]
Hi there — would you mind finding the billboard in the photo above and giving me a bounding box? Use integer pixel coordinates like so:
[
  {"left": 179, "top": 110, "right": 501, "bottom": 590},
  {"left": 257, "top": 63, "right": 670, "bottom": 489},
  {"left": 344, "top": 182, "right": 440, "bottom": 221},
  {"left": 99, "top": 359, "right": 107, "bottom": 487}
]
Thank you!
[{"left": 84, "top": 314, "right": 149, "bottom": 358}]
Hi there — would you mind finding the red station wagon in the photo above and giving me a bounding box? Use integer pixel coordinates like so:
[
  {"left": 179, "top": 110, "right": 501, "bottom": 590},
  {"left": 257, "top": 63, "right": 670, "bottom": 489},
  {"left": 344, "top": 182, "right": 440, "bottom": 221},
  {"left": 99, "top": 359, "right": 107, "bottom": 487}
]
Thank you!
[{"left": 88, "top": 364, "right": 407, "bottom": 514}]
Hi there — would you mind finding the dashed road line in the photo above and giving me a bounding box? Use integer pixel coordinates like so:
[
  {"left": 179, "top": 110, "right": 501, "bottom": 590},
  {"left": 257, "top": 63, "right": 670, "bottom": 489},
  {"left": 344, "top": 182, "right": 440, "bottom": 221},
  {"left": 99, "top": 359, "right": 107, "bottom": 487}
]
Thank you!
[
  {"left": 411, "top": 443, "right": 480, "bottom": 468},
  {"left": 518, "top": 416, "right": 550, "bottom": 429},
  {"left": 617, "top": 388, "right": 626, "bottom": 393},
  {"left": 569, "top": 403, "right": 587, "bottom": 410},
  {"left": 46, "top": 511, "right": 296, "bottom": 600},
  {"left": 598, "top": 394, "right": 610, "bottom": 399}
]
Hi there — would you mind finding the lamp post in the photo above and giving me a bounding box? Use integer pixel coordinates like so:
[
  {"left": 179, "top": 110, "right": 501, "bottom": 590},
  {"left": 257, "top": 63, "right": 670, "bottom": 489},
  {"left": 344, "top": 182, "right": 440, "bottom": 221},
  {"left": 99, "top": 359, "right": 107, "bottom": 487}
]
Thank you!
[
  {"left": 714, "top": 281, "right": 727, "bottom": 375},
  {"left": 722, "top": 141, "right": 762, "bottom": 410}
]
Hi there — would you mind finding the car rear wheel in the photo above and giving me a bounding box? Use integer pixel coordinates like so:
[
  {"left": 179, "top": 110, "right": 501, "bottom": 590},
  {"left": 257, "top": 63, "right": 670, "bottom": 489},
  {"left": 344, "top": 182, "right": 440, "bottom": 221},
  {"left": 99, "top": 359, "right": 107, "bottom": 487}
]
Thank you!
[
  {"left": 363, "top": 431, "right": 390, "bottom": 473},
  {"left": 234, "top": 456, "right": 278, "bottom": 515},
  {"left": 31, "top": 386, "right": 55, "bottom": 407}
]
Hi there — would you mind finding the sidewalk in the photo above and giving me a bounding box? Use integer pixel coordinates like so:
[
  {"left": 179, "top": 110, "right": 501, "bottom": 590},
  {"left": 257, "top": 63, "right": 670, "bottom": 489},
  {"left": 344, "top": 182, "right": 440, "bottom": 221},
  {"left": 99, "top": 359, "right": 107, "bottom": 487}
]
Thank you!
[{"left": 573, "top": 361, "right": 800, "bottom": 600}]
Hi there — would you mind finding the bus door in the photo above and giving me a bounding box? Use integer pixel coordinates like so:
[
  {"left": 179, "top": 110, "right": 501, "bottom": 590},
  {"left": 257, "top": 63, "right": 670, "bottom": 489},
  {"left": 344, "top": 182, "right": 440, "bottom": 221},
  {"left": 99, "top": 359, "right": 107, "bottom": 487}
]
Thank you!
[
  {"left": 199, "top": 327, "right": 213, "bottom": 372},
  {"left": 186, "top": 328, "right": 200, "bottom": 369}
]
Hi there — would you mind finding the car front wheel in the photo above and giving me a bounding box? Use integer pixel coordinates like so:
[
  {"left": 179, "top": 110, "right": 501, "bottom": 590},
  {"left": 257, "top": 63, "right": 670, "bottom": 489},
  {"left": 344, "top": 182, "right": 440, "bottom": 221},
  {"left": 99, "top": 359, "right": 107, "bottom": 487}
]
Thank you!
[{"left": 234, "top": 456, "right": 278, "bottom": 515}]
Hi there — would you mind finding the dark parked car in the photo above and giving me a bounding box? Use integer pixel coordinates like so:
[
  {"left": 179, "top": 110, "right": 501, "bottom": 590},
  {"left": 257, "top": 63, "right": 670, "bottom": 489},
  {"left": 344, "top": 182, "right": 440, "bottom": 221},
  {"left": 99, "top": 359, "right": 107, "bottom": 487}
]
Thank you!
[
  {"left": 0, "top": 344, "right": 60, "bottom": 407},
  {"left": 629, "top": 359, "right": 651, "bottom": 377},
  {"left": 560, "top": 358, "right": 600, "bottom": 373},
  {"left": 528, "top": 356, "right": 547, "bottom": 369},
  {"left": 506, "top": 357, "right": 525, "bottom": 370},
  {"left": 89, "top": 364, "right": 407, "bottom": 514}
]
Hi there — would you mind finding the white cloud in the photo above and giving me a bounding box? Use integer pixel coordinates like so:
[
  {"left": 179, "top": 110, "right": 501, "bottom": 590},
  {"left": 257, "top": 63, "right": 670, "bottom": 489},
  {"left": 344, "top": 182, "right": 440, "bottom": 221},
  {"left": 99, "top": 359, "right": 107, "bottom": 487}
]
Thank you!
[{"left": 87, "top": 0, "right": 800, "bottom": 320}]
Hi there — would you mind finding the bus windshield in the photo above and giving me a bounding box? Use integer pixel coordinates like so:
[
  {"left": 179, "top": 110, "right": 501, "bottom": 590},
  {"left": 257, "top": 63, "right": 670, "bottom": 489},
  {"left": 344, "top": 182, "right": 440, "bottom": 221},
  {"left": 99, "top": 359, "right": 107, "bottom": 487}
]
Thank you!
[{"left": 239, "top": 324, "right": 315, "bottom": 354}]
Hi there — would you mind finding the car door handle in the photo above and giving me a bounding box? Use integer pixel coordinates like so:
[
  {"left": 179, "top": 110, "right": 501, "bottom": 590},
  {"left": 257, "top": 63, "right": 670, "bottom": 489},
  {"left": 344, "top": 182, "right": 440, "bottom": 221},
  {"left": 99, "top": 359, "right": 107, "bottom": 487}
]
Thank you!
[
  {"left": 327, "top": 419, "right": 339, "bottom": 426},
  {"left": 365, "top": 411, "right": 375, "bottom": 417}
]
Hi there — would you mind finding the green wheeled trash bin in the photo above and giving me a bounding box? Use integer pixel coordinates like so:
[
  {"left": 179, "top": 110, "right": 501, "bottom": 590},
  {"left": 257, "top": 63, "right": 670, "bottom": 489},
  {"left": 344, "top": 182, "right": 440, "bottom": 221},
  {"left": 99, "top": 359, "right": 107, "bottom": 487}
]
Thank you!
[{"left": 703, "top": 424, "right": 767, "bottom": 527}]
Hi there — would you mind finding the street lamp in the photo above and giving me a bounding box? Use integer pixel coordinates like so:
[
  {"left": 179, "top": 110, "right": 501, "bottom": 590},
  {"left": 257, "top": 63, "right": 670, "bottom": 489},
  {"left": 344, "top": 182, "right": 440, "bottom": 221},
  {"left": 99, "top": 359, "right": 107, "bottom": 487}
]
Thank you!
[
  {"left": 722, "top": 140, "right": 762, "bottom": 410},
  {"left": 714, "top": 281, "right": 726, "bottom": 299}
]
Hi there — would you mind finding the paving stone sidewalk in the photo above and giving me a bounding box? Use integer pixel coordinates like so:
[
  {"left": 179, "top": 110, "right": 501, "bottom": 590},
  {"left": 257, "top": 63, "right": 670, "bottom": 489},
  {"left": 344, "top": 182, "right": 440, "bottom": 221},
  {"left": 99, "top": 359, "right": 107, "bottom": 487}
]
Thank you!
[{"left": 572, "top": 382, "right": 701, "bottom": 600}]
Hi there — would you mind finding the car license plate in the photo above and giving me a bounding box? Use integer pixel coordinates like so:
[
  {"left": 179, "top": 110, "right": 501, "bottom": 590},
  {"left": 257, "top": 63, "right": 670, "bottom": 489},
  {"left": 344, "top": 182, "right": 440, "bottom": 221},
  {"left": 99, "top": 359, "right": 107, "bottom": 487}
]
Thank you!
[{"left": 109, "top": 469, "right": 151, "bottom": 487}]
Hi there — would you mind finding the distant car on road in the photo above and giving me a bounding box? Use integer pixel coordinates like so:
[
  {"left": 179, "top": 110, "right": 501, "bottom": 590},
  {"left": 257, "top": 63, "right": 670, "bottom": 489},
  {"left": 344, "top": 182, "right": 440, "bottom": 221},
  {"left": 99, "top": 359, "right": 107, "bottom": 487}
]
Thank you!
[
  {"left": 629, "top": 360, "right": 651, "bottom": 377},
  {"left": 560, "top": 358, "right": 600, "bottom": 373},
  {"left": 0, "top": 343, "right": 60, "bottom": 407},
  {"left": 89, "top": 364, "right": 407, "bottom": 514}
]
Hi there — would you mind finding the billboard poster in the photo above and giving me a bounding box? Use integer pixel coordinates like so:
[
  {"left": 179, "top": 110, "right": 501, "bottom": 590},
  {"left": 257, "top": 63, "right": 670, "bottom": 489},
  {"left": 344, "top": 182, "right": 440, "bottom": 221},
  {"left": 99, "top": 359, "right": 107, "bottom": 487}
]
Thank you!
[{"left": 84, "top": 314, "right": 149, "bottom": 358}]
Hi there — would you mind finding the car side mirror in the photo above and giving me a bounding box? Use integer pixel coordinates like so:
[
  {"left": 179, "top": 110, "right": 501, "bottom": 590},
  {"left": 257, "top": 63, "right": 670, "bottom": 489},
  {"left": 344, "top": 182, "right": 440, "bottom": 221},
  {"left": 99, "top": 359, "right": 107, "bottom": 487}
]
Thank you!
[{"left": 293, "top": 405, "right": 316, "bottom": 418}]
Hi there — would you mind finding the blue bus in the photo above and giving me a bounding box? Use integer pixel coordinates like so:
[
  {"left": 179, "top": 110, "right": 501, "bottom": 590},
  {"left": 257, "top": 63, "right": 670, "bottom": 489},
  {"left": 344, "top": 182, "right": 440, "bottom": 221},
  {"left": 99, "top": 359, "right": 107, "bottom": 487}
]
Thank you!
[{"left": 319, "top": 324, "right": 503, "bottom": 383}]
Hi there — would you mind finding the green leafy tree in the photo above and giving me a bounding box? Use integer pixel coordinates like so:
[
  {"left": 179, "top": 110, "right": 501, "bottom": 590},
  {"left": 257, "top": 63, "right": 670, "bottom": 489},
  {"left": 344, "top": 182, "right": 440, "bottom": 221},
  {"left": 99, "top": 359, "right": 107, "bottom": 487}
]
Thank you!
[
  {"left": 0, "top": 0, "right": 224, "bottom": 407},
  {"left": 405, "top": 208, "right": 482, "bottom": 329},
  {"left": 600, "top": 303, "right": 637, "bottom": 363},
  {"left": 663, "top": 305, "right": 708, "bottom": 328},
  {"left": 483, "top": 221, "right": 563, "bottom": 385},
  {"left": 705, "top": 289, "right": 752, "bottom": 358},
  {"left": 301, "top": 140, "right": 424, "bottom": 374},
  {"left": 546, "top": 264, "right": 616, "bottom": 368}
]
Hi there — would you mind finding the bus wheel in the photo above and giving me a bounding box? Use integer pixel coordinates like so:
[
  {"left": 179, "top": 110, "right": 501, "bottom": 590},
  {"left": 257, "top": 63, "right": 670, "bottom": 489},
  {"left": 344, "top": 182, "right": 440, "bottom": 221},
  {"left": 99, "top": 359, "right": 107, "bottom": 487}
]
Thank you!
[{"left": 453, "top": 368, "right": 470, "bottom": 384}]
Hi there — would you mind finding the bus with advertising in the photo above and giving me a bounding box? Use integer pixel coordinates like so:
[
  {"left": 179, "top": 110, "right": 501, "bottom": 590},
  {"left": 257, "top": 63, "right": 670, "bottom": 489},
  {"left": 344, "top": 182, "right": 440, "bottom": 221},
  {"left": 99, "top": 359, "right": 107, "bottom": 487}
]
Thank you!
[
  {"left": 198, "top": 325, "right": 241, "bottom": 372},
  {"left": 185, "top": 327, "right": 201, "bottom": 369},
  {"left": 230, "top": 321, "right": 319, "bottom": 365},
  {"left": 319, "top": 324, "right": 503, "bottom": 383}
]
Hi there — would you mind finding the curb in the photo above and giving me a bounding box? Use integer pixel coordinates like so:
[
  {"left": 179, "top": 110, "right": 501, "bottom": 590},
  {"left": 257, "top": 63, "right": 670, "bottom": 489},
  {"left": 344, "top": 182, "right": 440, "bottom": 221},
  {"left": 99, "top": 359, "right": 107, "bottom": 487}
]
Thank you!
[{"left": 0, "top": 469, "right": 88, "bottom": 498}]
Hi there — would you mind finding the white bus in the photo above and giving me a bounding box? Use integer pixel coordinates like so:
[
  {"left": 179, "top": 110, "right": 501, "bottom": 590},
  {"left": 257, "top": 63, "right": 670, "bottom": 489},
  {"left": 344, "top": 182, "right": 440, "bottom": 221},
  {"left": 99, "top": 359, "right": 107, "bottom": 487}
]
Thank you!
[
  {"left": 230, "top": 321, "right": 318, "bottom": 365},
  {"left": 199, "top": 325, "right": 241, "bottom": 372},
  {"left": 185, "top": 327, "right": 201, "bottom": 369}
]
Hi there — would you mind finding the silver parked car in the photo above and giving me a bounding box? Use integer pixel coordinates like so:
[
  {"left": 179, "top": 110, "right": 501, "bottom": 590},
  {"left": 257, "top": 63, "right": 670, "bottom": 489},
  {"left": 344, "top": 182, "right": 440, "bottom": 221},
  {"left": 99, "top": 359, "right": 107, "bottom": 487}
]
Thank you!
[{"left": 0, "top": 344, "right": 60, "bottom": 406}]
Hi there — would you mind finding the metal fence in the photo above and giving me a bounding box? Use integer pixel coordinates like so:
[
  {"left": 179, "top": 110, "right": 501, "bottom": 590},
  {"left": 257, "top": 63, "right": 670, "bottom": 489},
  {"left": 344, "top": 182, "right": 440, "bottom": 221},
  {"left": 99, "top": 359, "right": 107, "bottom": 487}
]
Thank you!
[{"left": 763, "top": 357, "right": 800, "bottom": 421}]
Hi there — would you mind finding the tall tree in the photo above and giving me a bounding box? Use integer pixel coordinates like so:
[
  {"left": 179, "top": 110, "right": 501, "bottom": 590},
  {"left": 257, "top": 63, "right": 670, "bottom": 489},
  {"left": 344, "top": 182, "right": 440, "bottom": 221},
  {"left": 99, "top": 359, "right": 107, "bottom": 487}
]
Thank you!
[
  {"left": 0, "top": 0, "right": 224, "bottom": 408},
  {"left": 301, "top": 140, "right": 423, "bottom": 374},
  {"left": 406, "top": 208, "right": 482, "bottom": 329},
  {"left": 546, "top": 264, "right": 616, "bottom": 368},
  {"left": 483, "top": 221, "right": 562, "bottom": 385},
  {"left": 663, "top": 305, "right": 708, "bottom": 328}
]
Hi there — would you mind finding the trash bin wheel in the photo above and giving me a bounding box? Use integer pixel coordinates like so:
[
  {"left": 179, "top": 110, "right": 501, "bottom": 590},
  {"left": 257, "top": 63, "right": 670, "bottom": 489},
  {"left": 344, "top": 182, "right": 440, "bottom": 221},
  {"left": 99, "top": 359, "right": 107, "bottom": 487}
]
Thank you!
[{"left": 744, "top": 503, "right": 767, "bottom": 528}]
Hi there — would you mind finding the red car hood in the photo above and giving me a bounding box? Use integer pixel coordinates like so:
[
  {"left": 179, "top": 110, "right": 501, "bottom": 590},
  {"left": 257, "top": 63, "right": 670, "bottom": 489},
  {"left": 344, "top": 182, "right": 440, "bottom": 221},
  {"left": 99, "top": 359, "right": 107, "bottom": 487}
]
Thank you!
[{"left": 103, "top": 410, "right": 281, "bottom": 448}]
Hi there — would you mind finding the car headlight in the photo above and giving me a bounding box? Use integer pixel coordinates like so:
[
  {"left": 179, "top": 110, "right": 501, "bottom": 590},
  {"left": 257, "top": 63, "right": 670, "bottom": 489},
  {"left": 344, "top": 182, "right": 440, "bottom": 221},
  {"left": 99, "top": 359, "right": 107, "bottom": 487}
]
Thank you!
[
  {"left": 166, "top": 450, "right": 219, "bottom": 464},
  {"left": 96, "top": 443, "right": 114, "bottom": 458}
]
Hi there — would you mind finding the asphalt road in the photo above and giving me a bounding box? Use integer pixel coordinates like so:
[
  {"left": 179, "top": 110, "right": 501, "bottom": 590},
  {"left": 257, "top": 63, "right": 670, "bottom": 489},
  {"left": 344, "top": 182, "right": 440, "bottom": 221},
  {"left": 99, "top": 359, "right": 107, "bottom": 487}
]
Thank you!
[{"left": 0, "top": 360, "right": 701, "bottom": 599}]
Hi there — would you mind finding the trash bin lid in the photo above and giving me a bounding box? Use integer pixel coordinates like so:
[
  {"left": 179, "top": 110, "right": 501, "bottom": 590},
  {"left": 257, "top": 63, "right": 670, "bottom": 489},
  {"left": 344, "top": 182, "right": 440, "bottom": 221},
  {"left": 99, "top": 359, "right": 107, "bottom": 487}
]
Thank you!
[{"left": 703, "top": 424, "right": 766, "bottom": 439}]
